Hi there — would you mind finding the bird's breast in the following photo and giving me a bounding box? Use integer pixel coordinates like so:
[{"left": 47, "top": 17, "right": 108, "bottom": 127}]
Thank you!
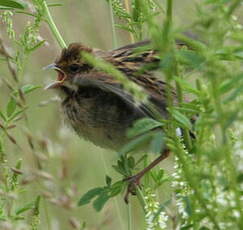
[{"left": 61, "top": 88, "right": 144, "bottom": 150}]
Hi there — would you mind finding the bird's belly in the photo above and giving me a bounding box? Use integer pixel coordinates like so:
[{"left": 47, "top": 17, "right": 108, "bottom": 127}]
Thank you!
[{"left": 61, "top": 95, "right": 142, "bottom": 150}]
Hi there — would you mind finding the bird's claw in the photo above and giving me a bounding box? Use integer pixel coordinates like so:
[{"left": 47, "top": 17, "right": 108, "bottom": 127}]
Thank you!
[{"left": 123, "top": 175, "right": 142, "bottom": 203}]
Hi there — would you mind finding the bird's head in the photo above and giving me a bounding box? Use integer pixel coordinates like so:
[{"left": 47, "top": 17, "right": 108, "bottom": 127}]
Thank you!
[{"left": 44, "top": 43, "right": 93, "bottom": 90}]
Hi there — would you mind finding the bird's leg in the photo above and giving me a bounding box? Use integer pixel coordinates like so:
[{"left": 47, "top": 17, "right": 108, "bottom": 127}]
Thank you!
[{"left": 123, "top": 149, "right": 170, "bottom": 203}]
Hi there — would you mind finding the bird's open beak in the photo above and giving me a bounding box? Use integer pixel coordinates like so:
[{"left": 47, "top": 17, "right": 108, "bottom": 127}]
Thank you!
[
  {"left": 43, "top": 63, "right": 67, "bottom": 90},
  {"left": 43, "top": 63, "right": 57, "bottom": 70}
]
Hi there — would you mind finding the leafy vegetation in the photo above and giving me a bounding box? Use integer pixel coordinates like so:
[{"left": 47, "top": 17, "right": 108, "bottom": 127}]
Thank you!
[{"left": 0, "top": 0, "right": 242, "bottom": 229}]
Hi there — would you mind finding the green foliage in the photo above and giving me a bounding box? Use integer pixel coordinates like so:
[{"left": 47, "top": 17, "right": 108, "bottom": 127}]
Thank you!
[
  {"left": 106, "top": 0, "right": 162, "bottom": 40},
  {"left": 78, "top": 178, "right": 124, "bottom": 212},
  {"left": 118, "top": 118, "right": 165, "bottom": 156},
  {"left": 101, "top": 0, "right": 243, "bottom": 229},
  {"left": 127, "top": 118, "right": 163, "bottom": 138},
  {"left": 0, "top": 0, "right": 243, "bottom": 229},
  {"left": 0, "top": 1, "right": 47, "bottom": 228},
  {"left": 0, "top": 0, "right": 27, "bottom": 9}
]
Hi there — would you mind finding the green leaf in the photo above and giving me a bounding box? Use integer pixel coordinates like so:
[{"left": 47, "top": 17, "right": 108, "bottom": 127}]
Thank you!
[
  {"left": 127, "top": 156, "right": 135, "bottom": 169},
  {"left": 233, "top": 50, "right": 243, "bottom": 59},
  {"left": 78, "top": 187, "right": 103, "bottom": 206},
  {"left": 93, "top": 192, "right": 109, "bottom": 212},
  {"left": 0, "top": 110, "right": 6, "bottom": 121},
  {"left": 15, "top": 202, "right": 33, "bottom": 215},
  {"left": 180, "top": 224, "right": 194, "bottom": 230},
  {"left": 112, "top": 165, "right": 127, "bottom": 176},
  {"left": 151, "top": 168, "right": 165, "bottom": 183},
  {"left": 115, "top": 24, "right": 134, "bottom": 33},
  {"left": 149, "top": 131, "right": 164, "bottom": 154},
  {"left": 174, "top": 106, "right": 199, "bottom": 114},
  {"left": 177, "top": 50, "right": 205, "bottom": 68},
  {"left": 182, "top": 196, "right": 192, "bottom": 217},
  {"left": 105, "top": 175, "right": 112, "bottom": 186},
  {"left": 118, "top": 132, "right": 152, "bottom": 155},
  {"left": 224, "top": 85, "right": 243, "bottom": 103},
  {"left": 237, "top": 173, "right": 243, "bottom": 183},
  {"left": 109, "top": 181, "right": 124, "bottom": 197},
  {"left": 223, "top": 110, "right": 239, "bottom": 130},
  {"left": 0, "top": 6, "right": 13, "bottom": 9},
  {"left": 170, "top": 109, "right": 192, "bottom": 129},
  {"left": 0, "top": 0, "right": 27, "bottom": 9},
  {"left": 112, "top": 158, "right": 129, "bottom": 176},
  {"left": 8, "top": 108, "right": 25, "bottom": 121},
  {"left": 107, "top": 0, "right": 130, "bottom": 20},
  {"left": 159, "top": 53, "right": 175, "bottom": 71},
  {"left": 127, "top": 118, "right": 163, "bottom": 138},
  {"left": 13, "top": 216, "right": 25, "bottom": 220},
  {"left": 174, "top": 77, "right": 200, "bottom": 95},
  {"left": 6, "top": 97, "right": 16, "bottom": 117},
  {"left": 199, "top": 227, "right": 210, "bottom": 230},
  {"left": 219, "top": 74, "right": 243, "bottom": 94},
  {"left": 135, "top": 154, "right": 147, "bottom": 166},
  {"left": 27, "top": 40, "right": 45, "bottom": 52},
  {"left": 21, "top": 84, "right": 41, "bottom": 94},
  {"left": 33, "top": 195, "right": 41, "bottom": 215},
  {"left": 47, "top": 3, "right": 63, "bottom": 7},
  {"left": 13, "top": 84, "right": 40, "bottom": 97}
]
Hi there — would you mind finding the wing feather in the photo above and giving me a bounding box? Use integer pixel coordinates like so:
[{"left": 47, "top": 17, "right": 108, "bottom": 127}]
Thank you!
[
  {"left": 90, "top": 40, "right": 181, "bottom": 118},
  {"left": 72, "top": 73, "right": 156, "bottom": 118}
]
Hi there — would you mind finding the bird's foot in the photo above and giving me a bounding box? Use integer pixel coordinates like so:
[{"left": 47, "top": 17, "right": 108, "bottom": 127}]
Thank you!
[{"left": 123, "top": 174, "right": 142, "bottom": 203}]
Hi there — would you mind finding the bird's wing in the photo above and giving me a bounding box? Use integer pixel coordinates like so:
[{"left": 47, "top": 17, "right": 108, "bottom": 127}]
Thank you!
[
  {"left": 94, "top": 40, "right": 178, "bottom": 104},
  {"left": 73, "top": 72, "right": 155, "bottom": 118},
  {"left": 82, "top": 40, "right": 190, "bottom": 118}
]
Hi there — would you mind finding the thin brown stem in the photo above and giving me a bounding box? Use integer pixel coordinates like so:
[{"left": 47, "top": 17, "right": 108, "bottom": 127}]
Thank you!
[
  {"left": 127, "top": 149, "right": 170, "bottom": 182},
  {"left": 0, "top": 36, "right": 18, "bottom": 82},
  {"left": 124, "top": 149, "right": 170, "bottom": 203}
]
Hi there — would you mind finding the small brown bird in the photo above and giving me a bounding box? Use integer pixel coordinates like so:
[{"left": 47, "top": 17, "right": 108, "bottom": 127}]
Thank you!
[{"left": 45, "top": 40, "right": 185, "bottom": 200}]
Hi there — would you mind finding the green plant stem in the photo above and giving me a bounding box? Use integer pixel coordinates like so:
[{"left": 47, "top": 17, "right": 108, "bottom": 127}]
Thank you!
[
  {"left": 224, "top": 145, "right": 243, "bottom": 229},
  {"left": 136, "top": 187, "right": 146, "bottom": 213},
  {"left": 109, "top": 0, "right": 118, "bottom": 48},
  {"left": 127, "top": 202, "right": 132, "bottom": 230},
  {"left": 175, "top": 33, "right": 206, "bottom": 52},
  {"left": 175, "top": 58, "right": 192, "bottom": 151},
  {"left": 210, "top": 76, "right": 243, "bottom": 228},
  {"left": 124, "top": 0, "right": 130, "bottom": 15},
  {"left": 43, "top": 199, "right": 51, "bottom": 230},
  {"left": 176, "top": 83, "right": 193, "bottom": 151},
  {"left": 100, "top": 153, "right": 125, "bottom": 230},
  {"left": 43, "top": 1, "right": 67, "bottom": 49},
  {"left": 174, "top": 138, "right": 221, "bottom": 230},
  {"left": 226, "top": 0, "right": 242, "bottom": 18},
  {"left": 124, "top": 0, "right": 135, "bottom": 43},
  {"left": 166, "top": 0, "right": 173, "bottom": 22}
]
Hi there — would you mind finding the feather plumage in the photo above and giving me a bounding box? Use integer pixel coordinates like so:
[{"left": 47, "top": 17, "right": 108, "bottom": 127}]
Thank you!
[{"left": 51, "top": 40, "right": 187, "bottom": 149}]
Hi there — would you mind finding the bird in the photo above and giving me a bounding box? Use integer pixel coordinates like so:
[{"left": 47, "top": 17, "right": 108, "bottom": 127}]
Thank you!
[{"left": 44, "top": 40, "right": 189, "bottom": 202}]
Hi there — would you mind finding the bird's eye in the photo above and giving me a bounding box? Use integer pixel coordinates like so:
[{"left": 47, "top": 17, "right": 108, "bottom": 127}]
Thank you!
[{"left": 68, "top": 64, "right": 80, "bottom": 73}]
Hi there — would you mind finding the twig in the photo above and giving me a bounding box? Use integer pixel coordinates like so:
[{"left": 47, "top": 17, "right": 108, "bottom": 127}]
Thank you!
[{"left": 0, "top": 35, "right": 18, "bottom": 82}]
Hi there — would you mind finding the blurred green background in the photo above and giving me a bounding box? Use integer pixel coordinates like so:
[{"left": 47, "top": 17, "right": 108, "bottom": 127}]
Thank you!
[{"left": 0, "top": 0, "right": 242, "bottom": 229}]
